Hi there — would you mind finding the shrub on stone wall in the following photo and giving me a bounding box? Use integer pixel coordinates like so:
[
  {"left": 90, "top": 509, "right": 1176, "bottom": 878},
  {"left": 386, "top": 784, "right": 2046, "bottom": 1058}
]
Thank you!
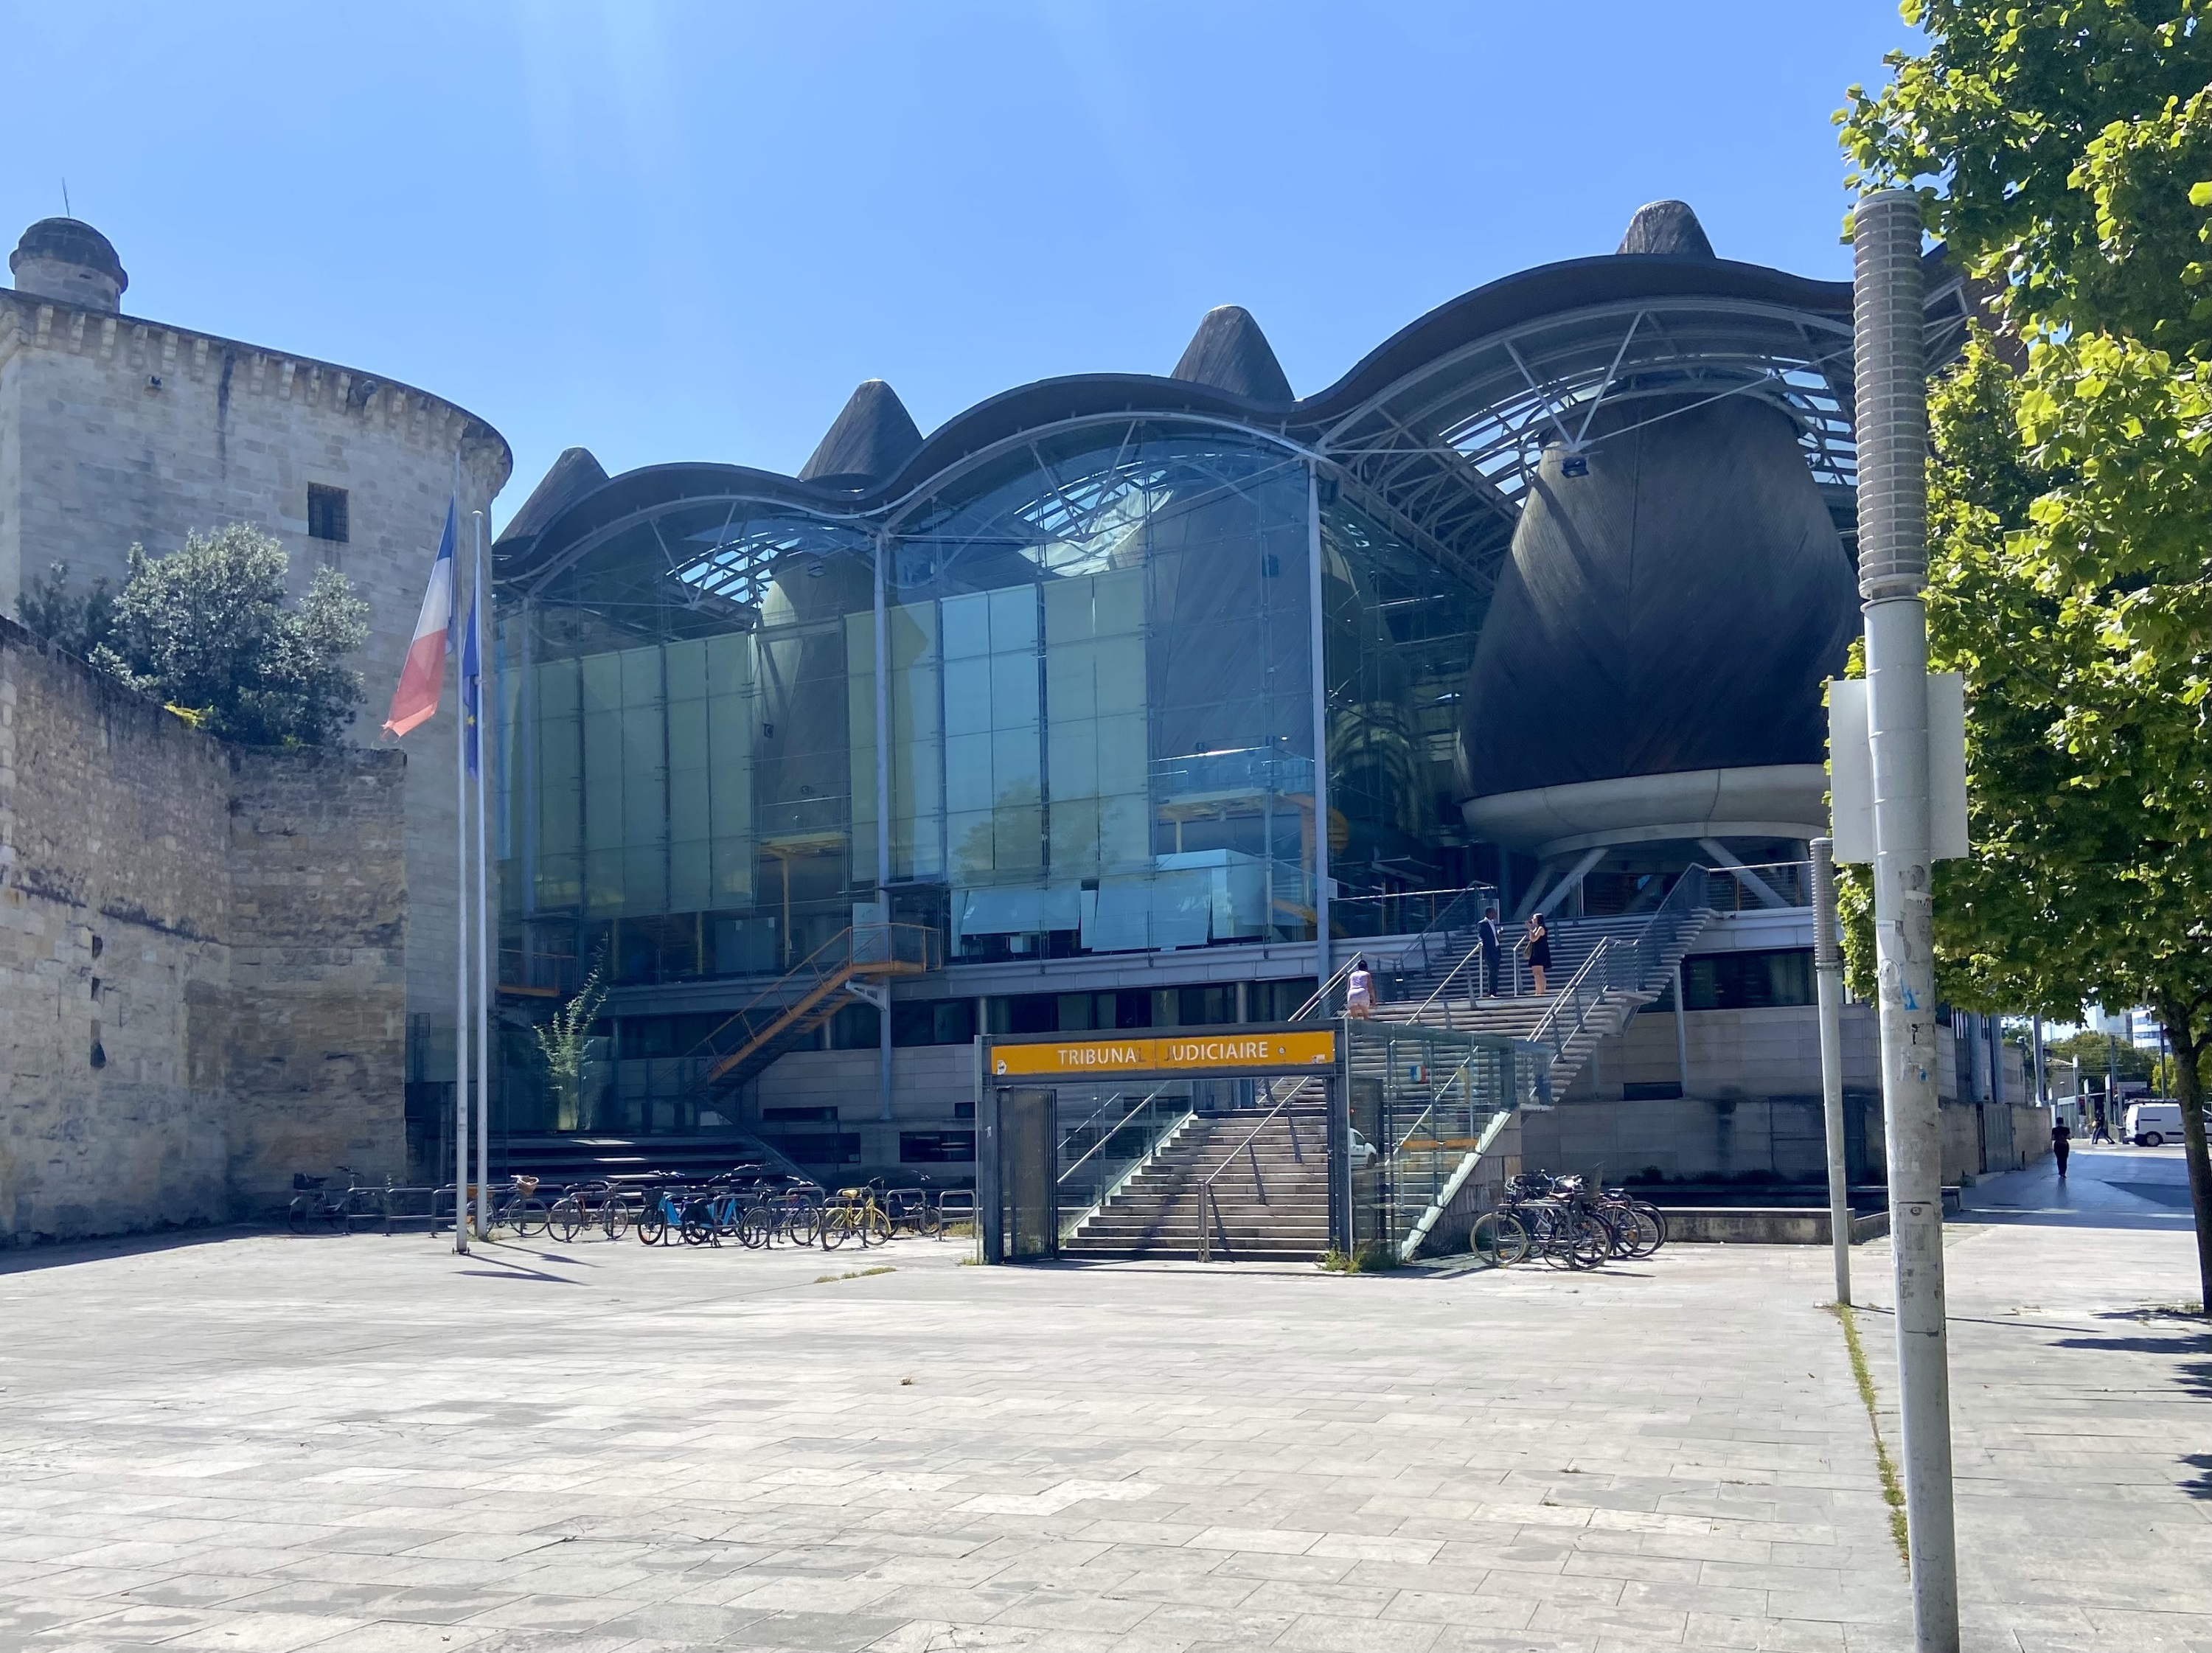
[
  {"left": 19, "top": 561, "right": 118, "bottom": 659},
  {"left": 81, "top": 524, "right": 370, "bottom": 746}
]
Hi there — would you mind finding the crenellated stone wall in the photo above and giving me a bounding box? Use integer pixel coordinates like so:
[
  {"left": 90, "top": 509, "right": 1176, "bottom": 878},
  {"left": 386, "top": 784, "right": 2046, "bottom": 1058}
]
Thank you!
[
  {"left": 0, "top": 616, "right": 407, "bottom": 1244},
  {"left": 0, "top": 284, "right": 507, "bottom": 1093}
]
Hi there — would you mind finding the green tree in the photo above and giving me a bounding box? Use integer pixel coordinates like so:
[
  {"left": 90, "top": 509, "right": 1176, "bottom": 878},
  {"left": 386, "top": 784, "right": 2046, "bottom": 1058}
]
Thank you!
[
  {"left": 2046, "top": 1027, "right": 2157, "bottom": 1085},
  {"left": 92, "top": 524, "right": 369, "bottom": 747},
  {"left": 532, "top": 964, "right": 608, "bottom": 1133},
  {"left": 18, "top": 562, "right": 118, "bottom": 659},
  {"left": 1840, "top": 1, "right": 2212, "bottom": 1310}
]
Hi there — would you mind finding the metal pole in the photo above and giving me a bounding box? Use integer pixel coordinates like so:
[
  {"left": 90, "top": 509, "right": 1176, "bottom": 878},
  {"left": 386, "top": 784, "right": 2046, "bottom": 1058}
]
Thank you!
[
  {"left": 473, "top": 513, "right": 493, "bottom": 1242},
  {"left": 874, "top": 529, "right": 894, "bottom": 1126},
  {"left": 1854, "top": 187, "right": 1957, "bottom": 1652},
  {"left": 1672, "top": 963, "right": 1689, "bottom": 1096},
  {"left": 1306, "top": 464, "right": 1331, "bottom": 1000},
  {"left": 1811, "top": 838, "right": 1851, "bottom": 1306},
  {"left": 451, "top": 543, "right": 470, "bottom": 1257}
]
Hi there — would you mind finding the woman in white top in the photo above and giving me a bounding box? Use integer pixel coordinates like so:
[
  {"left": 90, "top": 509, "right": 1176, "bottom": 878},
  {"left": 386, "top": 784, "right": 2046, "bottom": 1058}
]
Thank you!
[{"left": 1345, "top": 962, "right": 1374, "bottom": 1018}]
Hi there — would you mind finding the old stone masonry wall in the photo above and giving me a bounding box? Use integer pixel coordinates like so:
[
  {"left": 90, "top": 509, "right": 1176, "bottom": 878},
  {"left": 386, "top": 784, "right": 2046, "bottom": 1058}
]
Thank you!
[{"left": 0, "top": 616, "right": 407, "bottom": 1244}]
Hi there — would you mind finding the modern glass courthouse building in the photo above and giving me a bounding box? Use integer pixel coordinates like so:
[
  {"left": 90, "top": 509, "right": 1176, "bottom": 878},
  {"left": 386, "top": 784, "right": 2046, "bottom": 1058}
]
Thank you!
[{"left": 487, "top": 201, "right": 1975, "bottom": 1179}]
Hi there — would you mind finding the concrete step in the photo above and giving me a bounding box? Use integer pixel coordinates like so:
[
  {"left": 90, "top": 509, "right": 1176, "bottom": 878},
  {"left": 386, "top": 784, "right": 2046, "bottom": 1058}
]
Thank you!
[
  {"left": 1089, "top": 1217, "right": 1329, "bottom": 1236},
  {"left": 1096, "top": 1204, "right": 1329, "bottom": 1225},
  {"left": 1062, "top": 1107, "right": 1333, "bottom": 1259},
  {"left": 1060, "top": 1242, "right": 1330, "bottom": 1260}
]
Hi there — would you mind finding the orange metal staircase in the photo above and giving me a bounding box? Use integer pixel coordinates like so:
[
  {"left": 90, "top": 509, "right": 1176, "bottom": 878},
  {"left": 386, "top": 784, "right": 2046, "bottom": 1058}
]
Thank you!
[{"left": 684, "top": 924, "right": 939, "bottom": 1096}]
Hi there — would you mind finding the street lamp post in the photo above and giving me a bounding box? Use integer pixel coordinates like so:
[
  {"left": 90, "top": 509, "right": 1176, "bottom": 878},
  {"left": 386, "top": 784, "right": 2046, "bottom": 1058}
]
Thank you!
[{"left": 1854, "top": 187, "right": 1959, "bottom": 1653}]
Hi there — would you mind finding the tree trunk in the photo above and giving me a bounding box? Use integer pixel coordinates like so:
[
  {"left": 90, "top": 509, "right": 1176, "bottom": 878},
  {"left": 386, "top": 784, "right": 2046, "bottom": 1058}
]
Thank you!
[{"left": 2156, "top": 997, "right": 2212, "bottom": 1317}]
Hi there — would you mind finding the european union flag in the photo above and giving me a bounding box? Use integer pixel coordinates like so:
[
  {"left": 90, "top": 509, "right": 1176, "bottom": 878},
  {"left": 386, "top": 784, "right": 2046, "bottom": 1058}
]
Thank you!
[{"left": 460, "top": 594, "right": 481, "bottom": 776}]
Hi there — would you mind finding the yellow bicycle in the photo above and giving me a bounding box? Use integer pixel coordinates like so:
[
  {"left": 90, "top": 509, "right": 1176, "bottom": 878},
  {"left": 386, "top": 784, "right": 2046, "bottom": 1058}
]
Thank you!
[{"left": 820, "top": 1183, "right": 894, "bottom": 1249}]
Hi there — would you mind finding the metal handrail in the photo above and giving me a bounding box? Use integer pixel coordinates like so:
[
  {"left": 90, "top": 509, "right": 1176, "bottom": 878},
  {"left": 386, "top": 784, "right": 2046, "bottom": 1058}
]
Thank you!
[
  {"left": 1058, "top": 1087, "right": 1145, "bottom": 1156},
  {"left": 1332, "top": 883, "right": 1498, "bottom": 949},
  {"left": 1527, "top": 938, "right": 1615, "bottom": 1051},
  {"left": 1057, "top": 1089, "right": 1178, "bottom": 1186},
  {"left": 1057, "top": 1094, "right": 1197, "bottom": 1239},
  {"left": 1388, "top": 1041, "right": 1492, "bottom": 1157},
  {"left": 1291, "top": 951, "right": 1366, "bottom": 1022},
  {"left": 1410, "top": 940, "right": 1488, "bottom": 1022},
  {"left": 1195, "top": 1075, "right": 1318, "bottom": 1262},
  {"left": 687, "top": 923, "right": 937, "bottom": 1082}
]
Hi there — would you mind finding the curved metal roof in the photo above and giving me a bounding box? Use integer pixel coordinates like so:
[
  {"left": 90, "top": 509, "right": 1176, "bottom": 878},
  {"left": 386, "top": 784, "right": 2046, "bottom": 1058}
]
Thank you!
[{"left": 498, "top": 204, "right": 1970, "bottom": 602}]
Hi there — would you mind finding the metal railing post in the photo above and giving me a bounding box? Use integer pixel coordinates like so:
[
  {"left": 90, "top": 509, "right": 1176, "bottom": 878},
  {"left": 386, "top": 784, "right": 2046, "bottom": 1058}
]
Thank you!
[{"left": 1812, "top": 838, "right": 1852, "bottom": 1306}]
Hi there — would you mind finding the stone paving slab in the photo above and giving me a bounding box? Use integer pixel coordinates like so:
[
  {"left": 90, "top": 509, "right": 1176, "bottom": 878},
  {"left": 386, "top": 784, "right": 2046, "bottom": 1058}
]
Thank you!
[
  {"left": 0, "top": 1147, "right": 2202, "bottom": 1653},
  {"left": 1851, "top": 1144, "right": 2211, "bottom": 1653}
]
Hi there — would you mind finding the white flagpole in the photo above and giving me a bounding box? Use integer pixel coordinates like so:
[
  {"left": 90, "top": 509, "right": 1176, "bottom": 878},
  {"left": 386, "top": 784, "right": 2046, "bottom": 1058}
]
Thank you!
[
  {"left": 452, "top": 518, "right": 471, "bottom": 1256},
  {"left": 473, "top": 512, "right": 493, "bottom": 1243}
]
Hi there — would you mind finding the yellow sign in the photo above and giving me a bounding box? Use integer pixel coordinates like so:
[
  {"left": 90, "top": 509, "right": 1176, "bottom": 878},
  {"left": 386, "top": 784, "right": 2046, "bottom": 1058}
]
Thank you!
[{"left": 989, "top": 1030, "right": 1337, "bottom": 1078}]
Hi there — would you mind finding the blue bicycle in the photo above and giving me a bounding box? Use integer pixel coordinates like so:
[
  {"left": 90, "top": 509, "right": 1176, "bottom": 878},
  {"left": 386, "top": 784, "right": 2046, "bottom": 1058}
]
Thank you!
[{"left": 634, "top": 1178, "right": 707, "bottom": 1246}]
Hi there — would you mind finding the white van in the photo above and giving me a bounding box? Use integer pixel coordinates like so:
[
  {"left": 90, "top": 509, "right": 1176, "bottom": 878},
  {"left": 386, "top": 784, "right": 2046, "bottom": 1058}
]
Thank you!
[{"left": 2124, "top": 1101, "right": 2194, "bottom": 1147}]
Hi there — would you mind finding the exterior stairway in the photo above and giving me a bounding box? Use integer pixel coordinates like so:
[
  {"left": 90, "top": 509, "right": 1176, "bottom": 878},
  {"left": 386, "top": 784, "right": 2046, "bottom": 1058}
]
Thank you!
[
  {"left": 1363, "top": 871, "right": 1718, "bottom": 1259},
  {"left": 681, "top": 924, "right": 937, "bottom": 1099},
  {"left": 1060, "top": 1095, "right": 1331, "bottom": 1262},
  {"left": 1371, "top": 879, "right": 1718, "bottom": 1105},
  {"left": 492, "top": 1130, "right": 812, "bottom": 1187},
  {"left": 1060, "top": 871, "right": 1723, "bottom": 1264}
]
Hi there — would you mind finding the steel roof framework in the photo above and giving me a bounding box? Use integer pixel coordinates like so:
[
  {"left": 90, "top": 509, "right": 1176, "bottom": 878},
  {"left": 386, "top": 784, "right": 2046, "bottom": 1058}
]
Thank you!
[{"left": 505, "top": 257, "right": 1975, "bottom": 631}]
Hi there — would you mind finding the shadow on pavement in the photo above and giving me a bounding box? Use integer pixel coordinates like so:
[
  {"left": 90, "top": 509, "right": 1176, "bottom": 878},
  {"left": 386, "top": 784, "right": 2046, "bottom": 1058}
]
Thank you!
[
  {"left": 0, "top": 1222, "right": 265, "bottom": 1276},
  {"left": 1953, "top": 1148, "right": 2197, "bottom": 1231},
  {"left": 2185, "top": 1454, "right": 2212, "bottom": 1500}
]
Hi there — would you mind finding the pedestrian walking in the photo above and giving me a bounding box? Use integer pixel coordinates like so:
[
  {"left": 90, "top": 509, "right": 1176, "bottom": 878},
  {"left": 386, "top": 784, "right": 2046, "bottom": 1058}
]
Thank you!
[
  {"left": 2090, "top": 1106, "right": 2112, "bottom": 1145},
  {"left": 1345, "top": 960, "right": 1374, "bottom": 1019},
  {"left": 1476, "top": 905, "right": 1502, "bottom": 998},
  {"left": 2051, "top": 1116, "right": 2070, "bottom": 1179},
  {"left": 1524, "top": 911, "right": 1552, "bottom": 996}
]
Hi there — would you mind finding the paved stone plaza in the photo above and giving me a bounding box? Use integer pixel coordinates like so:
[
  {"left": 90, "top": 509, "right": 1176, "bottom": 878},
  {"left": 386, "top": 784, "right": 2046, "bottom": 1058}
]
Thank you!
[{"left": 0, "top": 1149, "right": 2202, "bottom": 1653}]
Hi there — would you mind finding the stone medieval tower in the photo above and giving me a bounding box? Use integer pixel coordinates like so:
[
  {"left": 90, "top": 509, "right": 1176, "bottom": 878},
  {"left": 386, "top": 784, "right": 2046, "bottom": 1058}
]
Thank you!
[{"left": 0, "top": 218, "right": 512, "bottom": 1116}]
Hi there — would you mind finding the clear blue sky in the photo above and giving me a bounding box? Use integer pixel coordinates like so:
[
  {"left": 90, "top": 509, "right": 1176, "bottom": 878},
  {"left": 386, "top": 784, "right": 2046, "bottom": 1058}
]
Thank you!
[{"left": 1, "top": 2, "right": 1918, "bottom": 527}]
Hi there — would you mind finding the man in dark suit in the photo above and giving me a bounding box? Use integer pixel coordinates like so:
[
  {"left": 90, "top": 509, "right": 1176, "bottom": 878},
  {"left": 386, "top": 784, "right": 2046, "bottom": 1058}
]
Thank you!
[{"left": 1476, "top": 905, "right": 1503, "bottom": 998}]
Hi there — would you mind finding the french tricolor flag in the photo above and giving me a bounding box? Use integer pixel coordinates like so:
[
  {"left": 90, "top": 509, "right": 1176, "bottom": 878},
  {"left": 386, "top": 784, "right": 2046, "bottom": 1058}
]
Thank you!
[{"left": 382, "top": 500, "right": 458, "bottom": 738}]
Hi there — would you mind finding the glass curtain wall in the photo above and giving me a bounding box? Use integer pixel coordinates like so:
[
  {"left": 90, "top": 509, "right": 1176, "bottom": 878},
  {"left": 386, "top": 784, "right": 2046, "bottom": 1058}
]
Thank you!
[
  {"left": 887, "top": 423, "right": 1317, "bottom": 962},
  {"left": 499, "top": 505, "right": 877, "bottom": 1131},
  {"left": 1321, "top": 498, "right": 1485, "bottom": 900},
  {"left": 495, "top": 423, "right": 1519, "bottom": 1136}
]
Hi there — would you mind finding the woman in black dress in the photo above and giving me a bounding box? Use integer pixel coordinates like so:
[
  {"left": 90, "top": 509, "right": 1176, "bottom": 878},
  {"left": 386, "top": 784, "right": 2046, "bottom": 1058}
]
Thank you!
[{"left": 1525, "top": 911, "right": 1552, "bottom": 995}]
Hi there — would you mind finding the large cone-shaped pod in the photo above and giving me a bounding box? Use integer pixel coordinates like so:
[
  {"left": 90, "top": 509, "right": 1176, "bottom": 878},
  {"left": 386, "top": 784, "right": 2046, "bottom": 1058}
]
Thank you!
[
  {"left": 799, "top": 379, "right": 925, "bottom": 486},
  {"left": 495, "top": 446, "right": 608, "bottom": 553},
  {"left": 1615, "top": 199, "right": 1715, "bottom": 258},
  {"left": 1458, "top": 396, "right": 1855, "bottom": 801},
  {"left": 1170, "top": 305, "right": 1294, "bottom": 403}
]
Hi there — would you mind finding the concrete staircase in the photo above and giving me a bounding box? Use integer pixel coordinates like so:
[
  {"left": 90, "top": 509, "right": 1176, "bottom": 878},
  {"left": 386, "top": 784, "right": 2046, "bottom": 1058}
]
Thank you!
[
  {"left": 491, "top": 1131, "right": 812, "bottom": 1187},
  {"left": 1061, "top": 1094, "right": 1331, "bottom": 1262}
]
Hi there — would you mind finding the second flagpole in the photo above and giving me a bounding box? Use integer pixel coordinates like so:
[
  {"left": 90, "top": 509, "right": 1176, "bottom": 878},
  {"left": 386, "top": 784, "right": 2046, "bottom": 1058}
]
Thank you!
[
  {"left": 473, "top": 512, "right": 493, "bottom": 1242},
  {"left": 452, "top": 523, "right": 471, "bottom": 1255}
]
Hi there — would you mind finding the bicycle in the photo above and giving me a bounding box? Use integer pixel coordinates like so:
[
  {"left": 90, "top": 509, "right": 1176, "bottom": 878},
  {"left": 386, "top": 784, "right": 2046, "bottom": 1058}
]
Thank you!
[
  {"left": 820, "top": 1181, "right": 893, "bottom": 1249},
  {"left": 1593, "top": 1184, "right": 1666, "bottom": 1257},
  {"left": 635, "top": 1177, "right": 698, "bottom": 1246},
  {"left": 286, "top": 1168, "right": 356, "bottom": 1233},
  {"left": 548, "top": 1180, "right": 632, "bottom": 1242},
  {"left": 488, "top": 1176, "right": 552, "bottom": 1238},
  {"left": 1473, "top": 1172, "right": 1610, "bottom": 1269},
  {"left": 886, "top": 1177, "right": 943, "bottom": 1239},
  {"left": 742, "top": 1177, "right": 825, "bottom": 1247}
]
